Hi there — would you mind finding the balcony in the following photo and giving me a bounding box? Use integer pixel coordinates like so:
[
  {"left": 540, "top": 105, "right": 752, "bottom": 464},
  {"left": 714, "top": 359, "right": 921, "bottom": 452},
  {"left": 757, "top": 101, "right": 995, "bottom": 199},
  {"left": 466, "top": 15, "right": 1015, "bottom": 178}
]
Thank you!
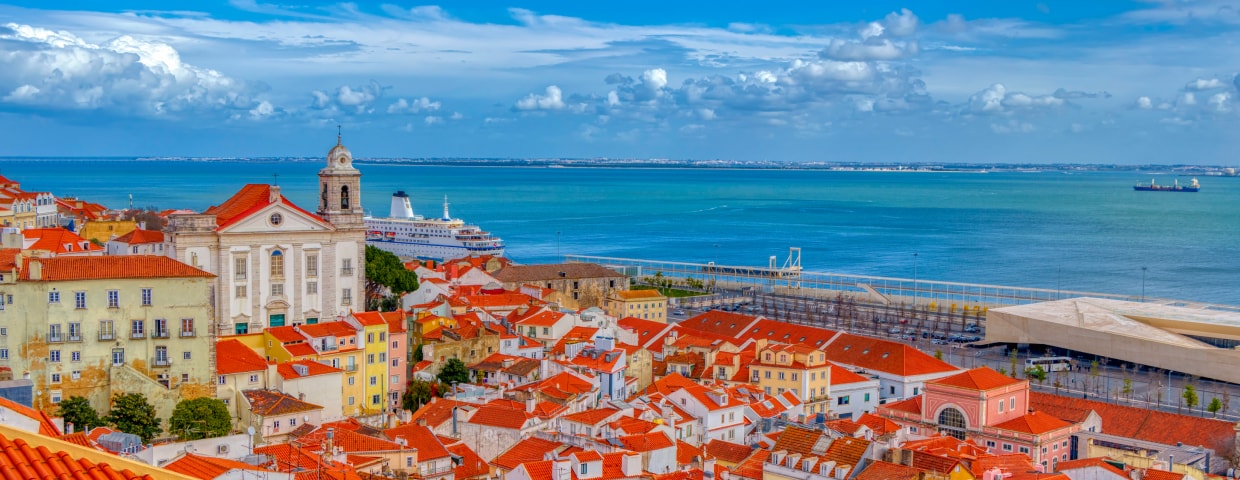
[
  {"left": 180, "top": 330, "right": 195, "bottom": 337},
  {"left": 67, "top": 334, "right": 81, "bottom": 342},
  {"left": 152, "top": 330, "right": 170, "bottom": 339},
  {"left": 99, "top": 332, "right": 115, "bottom": 341},
  {"left": 153, "top": 358, "right": 172, "bottom": 368},
  {"left": 131, "top": 332, "right": 146, "bottom": 340},
  {"left": 341, "top": 267, "right": 354, "bottom": 276},
  {"left": 345, "top": 364, "right": 358, "bottom": 372},
  {"left": 47, "top": 333, "right": 63, "bottom": 343}
]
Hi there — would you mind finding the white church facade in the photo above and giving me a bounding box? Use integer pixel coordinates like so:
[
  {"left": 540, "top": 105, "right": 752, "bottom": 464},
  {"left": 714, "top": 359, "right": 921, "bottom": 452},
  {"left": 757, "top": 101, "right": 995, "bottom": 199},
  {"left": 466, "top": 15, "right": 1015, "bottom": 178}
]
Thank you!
[{"left": 167, "top": 136, "right": 367, "bottom": 334}]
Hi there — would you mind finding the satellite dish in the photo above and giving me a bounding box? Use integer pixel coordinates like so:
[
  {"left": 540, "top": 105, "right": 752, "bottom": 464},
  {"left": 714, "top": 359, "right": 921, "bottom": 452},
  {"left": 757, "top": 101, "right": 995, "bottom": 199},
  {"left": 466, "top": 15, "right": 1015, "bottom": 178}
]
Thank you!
[{"left": 247, "top": 426, "right": 256, "bottom": 436}]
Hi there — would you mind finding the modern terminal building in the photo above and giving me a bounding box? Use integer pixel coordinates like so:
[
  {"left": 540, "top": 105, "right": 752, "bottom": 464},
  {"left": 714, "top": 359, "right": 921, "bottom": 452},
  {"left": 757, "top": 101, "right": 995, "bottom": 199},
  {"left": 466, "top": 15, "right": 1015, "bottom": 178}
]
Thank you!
[{"left": 986, "top": 297, "right": 1240, "bottom": 384}]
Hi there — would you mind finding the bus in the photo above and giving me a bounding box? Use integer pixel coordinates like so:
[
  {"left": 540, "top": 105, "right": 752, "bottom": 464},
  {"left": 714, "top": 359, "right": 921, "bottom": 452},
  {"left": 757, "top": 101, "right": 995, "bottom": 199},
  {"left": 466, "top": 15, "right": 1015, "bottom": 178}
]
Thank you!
[{"left": 1025, "top": 356, "right": 1073, "bottom": 373}]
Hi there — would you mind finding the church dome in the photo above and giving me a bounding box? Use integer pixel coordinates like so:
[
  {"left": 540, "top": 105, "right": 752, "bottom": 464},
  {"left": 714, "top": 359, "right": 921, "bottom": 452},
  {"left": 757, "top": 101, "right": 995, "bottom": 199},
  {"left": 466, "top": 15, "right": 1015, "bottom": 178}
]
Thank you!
[{"left": 327, "top": 133, "right": 352, "bottom": 167}]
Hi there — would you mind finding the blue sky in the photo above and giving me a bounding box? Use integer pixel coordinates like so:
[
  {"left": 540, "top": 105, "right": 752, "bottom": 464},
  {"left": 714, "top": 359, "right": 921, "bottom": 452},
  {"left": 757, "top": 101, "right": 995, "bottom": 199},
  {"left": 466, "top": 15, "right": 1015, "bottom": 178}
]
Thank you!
[{"left": 2, "top": 1, "right": 1240, "bottom": 163}]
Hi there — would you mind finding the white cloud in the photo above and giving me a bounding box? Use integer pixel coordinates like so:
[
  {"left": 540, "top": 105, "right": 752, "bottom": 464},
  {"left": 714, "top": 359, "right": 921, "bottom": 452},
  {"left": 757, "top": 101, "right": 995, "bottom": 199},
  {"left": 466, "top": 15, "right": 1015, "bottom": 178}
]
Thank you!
[
  {"left": 0, "top": 22, "right": 261, "bottom": 116},
  {"left": 1185, "top": 78, "right": 1227, "bottom": 91},
  {"left": 607, "top": 91, "right": 620, "bottom": 106},
  {"left": 990, "top": 119, "right": 1036, "bottom": 134},
  {"left": 249, "top": 100, "right": 275, "bottom": 119},
  {"left": 820, "top": 39, "right": 917, "bottom": 61},
  {"left": 1208, "top": 91, "right": 1231, "bottom": 112},
  {"left": 311, "top": 81, "right": 385, "bottom": 114},
  {"left": 883, "top": 8, "right": 920, "bottom": 37},
  {"left": 424, "top": 115, "right": 443, "bottom": 125},
  {"left": 515, "top": 85, "right": 566, "bottom": 110},
  {"left": 968, "top": 83, "right": 1067, "bottom": 114},
  {"left": 387, "top": 97, "right": 441, "bottom": 114},
  {"left": 642, "top": 68, "right": 668, "bottom": 91},
  {"left": 1136, "top": 96, "right": 1153, "bottom": 109}
]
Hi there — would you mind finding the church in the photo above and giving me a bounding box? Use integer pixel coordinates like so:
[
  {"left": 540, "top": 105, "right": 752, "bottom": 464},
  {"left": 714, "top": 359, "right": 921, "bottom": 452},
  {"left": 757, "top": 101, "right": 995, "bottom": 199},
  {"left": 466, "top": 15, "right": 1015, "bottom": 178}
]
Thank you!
[{"left": 167, "top": 135, "right": 367, "bottom": 334}]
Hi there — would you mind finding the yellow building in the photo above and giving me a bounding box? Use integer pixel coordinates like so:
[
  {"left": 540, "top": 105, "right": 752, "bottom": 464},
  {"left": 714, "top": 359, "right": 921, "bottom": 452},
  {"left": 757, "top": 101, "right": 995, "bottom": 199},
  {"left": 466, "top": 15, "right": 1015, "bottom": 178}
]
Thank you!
[
  {"left": 747, "top": 343, "right": 833, "bottom": 415},
  {"left": 605, "top": 289, "right": 668, "bottom": 322},
  {"left": 0, "top": 254, "right": 216, "bottom": 421},
  {"left": 77, "top": 219, "right": 138, "bottom": 244},
  {"left": 260, "top": 322, "right": 366, "bottom": 416},
  {"left": 348, "top": 312, "right": 390, "bottom": 416}
]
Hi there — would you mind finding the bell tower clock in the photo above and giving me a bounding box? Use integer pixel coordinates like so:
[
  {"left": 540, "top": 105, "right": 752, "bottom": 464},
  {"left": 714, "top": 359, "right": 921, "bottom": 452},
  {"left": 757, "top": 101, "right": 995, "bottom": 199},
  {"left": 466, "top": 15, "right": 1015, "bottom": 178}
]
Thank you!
[{"left": 317, "top": 128, "right": 364, "bottom": 228}]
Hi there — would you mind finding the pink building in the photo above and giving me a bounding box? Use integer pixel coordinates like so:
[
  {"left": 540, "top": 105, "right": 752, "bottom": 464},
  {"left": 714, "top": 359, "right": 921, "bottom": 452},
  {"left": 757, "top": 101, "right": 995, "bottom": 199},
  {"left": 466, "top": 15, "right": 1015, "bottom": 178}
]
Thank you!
[
  {"left": 384, "top": 312, "right": 408, "bottom": 413},
  {"left": 877, "top": 367, "right": 1080, "bottom": 470}
]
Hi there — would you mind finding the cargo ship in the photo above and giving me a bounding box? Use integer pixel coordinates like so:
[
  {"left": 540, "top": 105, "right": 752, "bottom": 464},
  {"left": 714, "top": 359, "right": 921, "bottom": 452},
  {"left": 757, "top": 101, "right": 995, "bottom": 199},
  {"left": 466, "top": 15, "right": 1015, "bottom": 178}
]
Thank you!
[
  {"left": 364, "top": 192, "right": 505, "bottom": 260},
  {"left": 1134, "top": 177, "right": 1199, "bottom": 192}
]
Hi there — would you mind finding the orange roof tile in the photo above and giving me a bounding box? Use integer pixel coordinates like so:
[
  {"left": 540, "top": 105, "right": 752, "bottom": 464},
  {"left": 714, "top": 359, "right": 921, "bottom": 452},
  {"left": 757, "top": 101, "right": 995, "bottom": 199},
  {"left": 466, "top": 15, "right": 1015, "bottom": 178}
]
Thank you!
[
  {"left": 111, "top": 229, "right": 165, "bottom": 245},
  {"left": 618, "top": 431, "right": 675, "bottom": 452},
  {"left": 515, "top": 310, "right": 567, "bottom": 328},
  {"left": 165, "top": 453, "right": 268, "bottom": 479},
  {"left": 677, "top": 311, "right": 762, "bottom": 338},
  {"left": 277, "top": 359, "right": 343, "bottom": 379},
  {"left": 492, "top": 437, "right": 563, "bottom": 471},
  {"left": 267, "top": 326, "right": 309, "bottom": 343},
  {"left": 447, "top": 442, "right": 489, "bottom": 479},
  {"left": 1031, "top": 391, "right": 1235, "bottom": 456},
  {"left": 0, "top": 249, "right": 18, "bottom": 271},
  {"left": 1055, "top": 457, "right": 1129, "bottom": 477},
  {"left": 880, "top": 396, "right": 922, "bottom": 416},
  {"left": 971, "top": 454, "right": 1037, "bottom": 477},
  {"left": 21, "top": 228, "right": 103, "bottom": 255},
  {"left": 206, "top": 184, "right": 326, "bottom": 230},
  {"left": 383, "top": 423, "right": 451, "bottom": 460},
  {"left": 772, "top": 424, "right": 823, "bottom": 456},
  {"left": 613, "top": 289, "right": 667, "bottom": 300},
  {"left": 468, "top": 404, "right": 535, "bottom": 430},
  {"left": 296, "top": 427, "right": 401, "bottom": 453},
  {"left": 243, "top": 390, "right": 323, "bottom": 416},
  {"left": 991, "top": 411, "right": 1073, "bottom": 435},
  {"left": 296, "top": 321, "right": 357, "bottom": 339},
  {"left": 822, "top": 436, "right": 871, "bottom": 468},
  {"left": 562, "top": 408, "right": 620, "bottom": 426},
  {"left": 0, "top": 396, "right": 61, "bottom": 437},
  {"left": 829, "top": 364, "right": 874, "bottom": 385},
  {"left": 732, "top": 449, "right": 770, "bottom": 479},
  {"left": 676, "top": 441, "right": 703, "bottom": 466},
  {"left": 1141, "top": 469, "right": 1189, "bottom": 480},
  {"left": 704, "top": 439, "right": 754, "bottom": 464},
  {"left": 216, "top": 339, "right": 269, "bottom": 375},
  {"left": 0, "top": 429, "right": 158, "bottom": 480},
  {"left": 822, "top": 333, "right": 958, "bottom": 377},
  {"left": 855, "top": 460, "right": 921, "bottom": 480},
  {"left": 20, "top": 255, "right": 212, "bottom": 281},
  {"left": 930, "top": 367, "right": 1023, "bottom": 391},
  {"left": 856, "top": 413, "right": 901, "bottom": 436}
]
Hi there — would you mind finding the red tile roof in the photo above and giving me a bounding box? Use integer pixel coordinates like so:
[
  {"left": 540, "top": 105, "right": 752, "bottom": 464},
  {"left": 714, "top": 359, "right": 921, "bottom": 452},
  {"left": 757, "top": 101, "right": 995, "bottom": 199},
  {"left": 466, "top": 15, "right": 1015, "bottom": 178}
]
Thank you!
[
  {"left": 822, "top": 436, "right": 871, "bottom": 468},
  {"left": 111, "top": 229, "right": 165, "bottom": 245},
  {"left": 562, "top": 408, "right": 620, "bottom": 426},
  {"left": 277, "top": 359, "right": 343, "bottom": 379},
  {"left": 468, "top": 404, "right": 535, "bottom": 430},
  {"left": 492, "top": 437, "right": 563, "bottom": 471},
  {"left": 676, "top": 441, "right": 703, "bottom": 466},
  {"left": 991, "top": 411, "right": 1074, "bottom": 435},
  {"left": 930, "top": 367, "right": 1023, "bottom": 391},
  {"left": 0, "top": 249, "right": 18, "bottom": 271},
  {"left": 296, "top": 427, "right": 401, "bottom": 453},
  {"left": 855, "top": 460, "right": 921, "bottom": 480},
  {"left": 0, "top": 396, "right": 61, "bottom": 436},
  {"left": 1054, "top": 457, "right": 1129, "bottom": 477},
  {"left": 971, "top": 453, "right": 1037, "bottom": 477},
  {"left": 243, "top": 390, "right": 323, "bottom": 416},
  {"left": 515, "top": 310, "right": 567, "bottom": 328},
  {"left": 772, "top": 424, "right": 823, "bottom": 456},
  {"left": 383, "top": 423, "right": 451, "bottom": 460},
  {"left": 267, "top": 326, "right": 309, "bottom": 343},
  {"left": 878, "top": 396, "right": 922, "bottom": 416},
  {"left": 1138, "top": 469, "right": 1188, "bottom": 480},
  {"left": 732, "top": 449, "right": 770, "bottom": 479},
  {"left": 20, "top": 255, "right": 213, "bottom": 281},
  {"left": 856, "top": 413, "right": 901, "bottom": 437},
  {"left": 165, "top": 453, "right": 268, "bottom": 479},
  {"left": 21, "top": 228, "right": 103, "bottom": 255},
  {"left": 0, "top": 428, "right": 161, "bottom": 479},
  {"left": 617, "top": 431, "right": 675, "bottom": 452},
  {"left": 351, "top": 311, "right": 402, "bottom": 327},
  {"left": 1030, "top": 391, "right": 1236, "bottom": 457},
  {"left": 216, "top": 339, "right": 269, "bottom": 375},
  {"left": 704, "top": 439, "right": 754, "bottom": 464},
  {"left": 678, "top": 311, "right": 762, "bottom": 338},
  {"left": 206, "top": 184, "right": 326, "bottom": 230},
  {"left": 447, "top": 442, "right": 489, "bottom": 479},
  {"left": 296, "top": 321, "right": 357, "bottom": 339},
  {"left": 822, "top": 333, "right": 958, "bottom": 377}
]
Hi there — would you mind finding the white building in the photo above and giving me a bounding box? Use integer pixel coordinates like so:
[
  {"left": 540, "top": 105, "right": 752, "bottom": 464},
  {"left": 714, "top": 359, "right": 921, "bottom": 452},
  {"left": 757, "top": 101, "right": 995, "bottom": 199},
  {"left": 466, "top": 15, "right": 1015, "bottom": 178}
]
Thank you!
[
  {"left": 167, "top": 136, "right": 366, "bottom": 333},
  {"left": 665, "top": 384, "right": 747, "bottom": 445}
]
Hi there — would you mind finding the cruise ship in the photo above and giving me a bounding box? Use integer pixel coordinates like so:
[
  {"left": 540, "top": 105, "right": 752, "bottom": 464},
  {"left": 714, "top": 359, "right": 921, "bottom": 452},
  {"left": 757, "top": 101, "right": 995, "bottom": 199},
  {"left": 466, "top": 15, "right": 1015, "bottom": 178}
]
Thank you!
[{"left": 364, "top": 192, "right": 505, "bottom": 260}]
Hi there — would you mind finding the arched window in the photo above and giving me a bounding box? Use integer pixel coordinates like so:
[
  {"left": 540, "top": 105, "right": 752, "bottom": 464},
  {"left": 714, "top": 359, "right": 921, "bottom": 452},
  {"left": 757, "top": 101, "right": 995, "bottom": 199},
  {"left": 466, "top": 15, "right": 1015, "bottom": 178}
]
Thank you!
[
  {"left": 270, "top": 250, "right": 284, "bottom": 277},
  {"left": 321, "top": 183, "right": 328, "bottom": 208},
  {"left": 938, "top": 407, "right": 967, "bottom": 440},
  {"left": 340, "top": 185, "right": 350, "bottom": 209}
]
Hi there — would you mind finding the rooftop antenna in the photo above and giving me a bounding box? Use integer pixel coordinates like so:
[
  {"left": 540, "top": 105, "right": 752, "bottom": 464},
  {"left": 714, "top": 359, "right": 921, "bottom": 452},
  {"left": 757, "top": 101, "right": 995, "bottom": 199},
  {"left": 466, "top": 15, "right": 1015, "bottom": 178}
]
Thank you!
[
  {"left": 337, "top": 125, "right": 342, "bottom": 145},
  {"left": 272, "top": 173, "right": 279, "bottom": 186}
]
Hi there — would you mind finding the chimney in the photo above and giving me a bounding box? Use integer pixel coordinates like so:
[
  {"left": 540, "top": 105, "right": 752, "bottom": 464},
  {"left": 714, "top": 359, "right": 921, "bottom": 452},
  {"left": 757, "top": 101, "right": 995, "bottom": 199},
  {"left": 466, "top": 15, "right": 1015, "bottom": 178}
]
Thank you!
[
  {"left": 417, "top": 417, "right": 427, "bottom": 427},
  {"left": 621, "top": 453, "right": 642, "bottom": 477},
  {"left": 526, "top": 397, "right": 536, "bottom": 413},
  {"left": 28, "top": 260, "right": 42, "bottom": 281}
]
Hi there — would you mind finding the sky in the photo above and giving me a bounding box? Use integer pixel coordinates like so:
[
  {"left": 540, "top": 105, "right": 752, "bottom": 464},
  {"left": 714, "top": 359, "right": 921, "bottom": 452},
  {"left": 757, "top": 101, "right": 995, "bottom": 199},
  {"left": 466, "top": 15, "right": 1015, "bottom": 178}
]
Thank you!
[{"left": 2, "top": 1, "right": 1240, "bottom": 163}]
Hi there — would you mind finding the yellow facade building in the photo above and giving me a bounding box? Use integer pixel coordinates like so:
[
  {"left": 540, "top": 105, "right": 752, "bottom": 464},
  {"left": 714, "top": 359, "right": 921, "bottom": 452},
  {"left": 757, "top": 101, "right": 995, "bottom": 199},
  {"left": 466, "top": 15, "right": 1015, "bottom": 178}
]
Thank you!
[
  {"left": 0, "top": 254, "right": 216, "bottom": 421},
  {"left": 259, "top": 322, "right": 366, "bottom": 416},
  {"left": 747, "top": 343, "right": 833, "bottom": 415},
  {"left": 605, "top": 289, "right": 668, "bottom": 322},
  {"left": 348, "top": 312, "right": 391, "bottom": 416}
]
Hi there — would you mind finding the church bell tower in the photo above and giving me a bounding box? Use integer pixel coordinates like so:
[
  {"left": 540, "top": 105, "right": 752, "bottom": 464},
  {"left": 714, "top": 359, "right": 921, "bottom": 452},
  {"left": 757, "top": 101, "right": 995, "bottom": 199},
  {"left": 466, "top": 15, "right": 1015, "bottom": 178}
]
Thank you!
[{"left": 317, "top": 130, "right": 364, "bottom": 228}]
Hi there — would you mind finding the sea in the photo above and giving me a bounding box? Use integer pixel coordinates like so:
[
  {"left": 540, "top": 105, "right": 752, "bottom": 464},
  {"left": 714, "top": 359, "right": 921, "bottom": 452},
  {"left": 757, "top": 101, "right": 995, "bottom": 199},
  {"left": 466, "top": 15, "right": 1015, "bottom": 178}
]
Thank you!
[{"left": 3, "top": 158, "right": 1237, "bottom": 305}]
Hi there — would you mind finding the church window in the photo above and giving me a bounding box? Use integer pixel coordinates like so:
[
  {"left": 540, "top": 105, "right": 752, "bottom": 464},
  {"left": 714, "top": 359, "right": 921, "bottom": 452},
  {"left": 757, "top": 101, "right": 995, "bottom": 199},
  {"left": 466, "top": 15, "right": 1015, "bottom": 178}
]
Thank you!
[
  {"left": 938, "top": 407, "right": 967, "bottom": 440},
  {"left": 270, "top": 250, "right": 284, "bottom": 277},
  {"left": 270, "top": 213, "right": 283, "bottom": 226},
  {"left": 306, "top": 255, "right": 318, "bottom": 277},
  {"left": 321, "top": 183, "right": 328, "bottom": 208},
  {"left": 235, "top": 257, "right": 247, "bottom": 280},
  {"left": 341, "top": 185, "right": 350, "bottom": 209}
]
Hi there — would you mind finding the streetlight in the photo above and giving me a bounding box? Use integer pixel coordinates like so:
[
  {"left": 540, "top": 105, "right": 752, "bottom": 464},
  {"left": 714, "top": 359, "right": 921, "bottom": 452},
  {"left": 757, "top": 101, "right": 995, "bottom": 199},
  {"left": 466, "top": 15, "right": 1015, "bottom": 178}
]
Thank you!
[
  {"left": 1141, "top": 267, "right": 1148, "bottom": 302},
  {"left": 912, "top": 252, "right": 919, "bottom": 306}
]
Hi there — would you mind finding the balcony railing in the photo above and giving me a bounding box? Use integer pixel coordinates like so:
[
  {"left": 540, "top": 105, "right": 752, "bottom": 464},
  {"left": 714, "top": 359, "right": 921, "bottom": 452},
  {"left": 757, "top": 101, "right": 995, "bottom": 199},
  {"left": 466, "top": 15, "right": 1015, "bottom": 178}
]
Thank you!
[
  {"left": 47, "top": 333, "right": 63, "bottom": 343},
  {"left": 180, "top": 330, "right": 195, "bottom": 337},
  {"left": 99, "top": 331, "right": 115, "bottom": 341},
  {"left": 131, "top": 332, "right": 145, "bottom": 339},
  {"left": 152, "top": 330, "right": 170, "bottom": 339},
  {"left": 341, "top": 267, "right": 354, "bottom": 276},
  {"left": 67, "top": 334, "right": 81, "bottom": 342},
  {"left": 153, "top": 358, "right": 172, "bottom": 368},
  {"left": 345, "top": 364, "right": 358, "bottom": 372}
]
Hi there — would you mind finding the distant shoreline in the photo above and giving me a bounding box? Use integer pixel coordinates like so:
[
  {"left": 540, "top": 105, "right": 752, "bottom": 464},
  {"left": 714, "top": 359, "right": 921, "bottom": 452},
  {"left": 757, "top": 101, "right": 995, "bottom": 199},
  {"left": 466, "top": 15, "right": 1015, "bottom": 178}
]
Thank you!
[{"left": 0, "top": 156, "right": 1235, "bottom": 175}]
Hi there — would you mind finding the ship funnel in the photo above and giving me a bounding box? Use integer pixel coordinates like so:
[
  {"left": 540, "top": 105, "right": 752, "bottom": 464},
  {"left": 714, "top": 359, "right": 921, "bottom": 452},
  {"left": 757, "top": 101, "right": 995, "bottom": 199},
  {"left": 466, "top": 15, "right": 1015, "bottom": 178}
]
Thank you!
[{"left": 390, "top": 191, "right": 415, "bottom": 219}]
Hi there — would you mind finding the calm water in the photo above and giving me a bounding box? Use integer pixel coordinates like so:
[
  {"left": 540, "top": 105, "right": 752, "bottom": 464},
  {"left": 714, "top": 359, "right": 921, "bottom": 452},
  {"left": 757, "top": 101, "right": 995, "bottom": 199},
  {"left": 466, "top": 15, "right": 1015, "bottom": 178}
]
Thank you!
[{"left": 3, "top": 159, "right": 1237, "bottom": 304}]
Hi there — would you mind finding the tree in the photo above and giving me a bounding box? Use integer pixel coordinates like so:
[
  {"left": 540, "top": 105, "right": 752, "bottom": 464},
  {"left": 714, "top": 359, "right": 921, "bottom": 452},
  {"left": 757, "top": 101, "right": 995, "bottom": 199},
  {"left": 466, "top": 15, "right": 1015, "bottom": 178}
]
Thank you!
[
  {"left": 168, "top": 398, "right": 231, "bottom": 440},
  {"left": 1122, "top": 378, "right": 1133, "bottom": 402},
  {"left": 56, "top": 396, "right": 105, "bottom": 432},
  {"left": 934, "top": 349, "right": 943, "bottom": 361},
  {"left": 1183, "top": 384, "right": 1199, "bottom": 411},
  {"left": 364, "top": 245, "right": 419, "bottom": 311},
  {"left": 413, "top": 343, "right": 425, "bottom": 363},
  {"left": 107, "top": 393, "right": 162, "bottom": 443},
  {"left": 437, "top": 358, "right": 470, "bottom": 385},
  {"left": 402, "top": 378, "right": 450, "bottom": 411},
  {"left": 1024, "top": 365, "right": 1048, "bottom": 384},
  {"left": 1008, "top": 349, "right": 1019, "bottom": 378},
  {"left": 1208, "top": 397, "right": 1223, "bottom": 417}
]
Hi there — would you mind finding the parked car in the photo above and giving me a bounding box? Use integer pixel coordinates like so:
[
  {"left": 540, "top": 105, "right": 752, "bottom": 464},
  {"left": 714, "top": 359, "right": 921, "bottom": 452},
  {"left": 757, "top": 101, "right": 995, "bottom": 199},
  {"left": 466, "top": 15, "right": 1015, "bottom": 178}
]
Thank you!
[{"left": 674, "top": 309, "right": 685, "bottom": 315}]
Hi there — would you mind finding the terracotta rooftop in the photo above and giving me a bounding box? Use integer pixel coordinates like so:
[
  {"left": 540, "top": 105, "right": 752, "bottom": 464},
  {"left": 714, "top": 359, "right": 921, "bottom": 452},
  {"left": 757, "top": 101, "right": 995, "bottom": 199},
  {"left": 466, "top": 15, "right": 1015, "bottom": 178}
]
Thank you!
[
  {"left": 468, "top": 404, "right": 535, "bottom": 430},
  {"left": 383, "top": 423, "right": 451, "bottom": 460},
  {"left": 296, "top": 427, "right": 401, "bottom": 453},
  {"left": 991, "top": 411, "right": 1074, "bottom": 435},
  {"left": 562, "top": 408, "right": 620, "bottom": 426},
  {"left": 492, "top": 437, "right": 563, "bottom": 471},
  {"left": 618, "top": 431, "right": 676, "bottom": 452},
  {"left": 0, "top": 396, "right": 61, "bottom": 437},
  {"left": 677, "top": 311, "right": 762, "bottom": 338},
  {"left": 771, "top": 424, "right": 823, "bottom": 456},
  {"left": 20, "top": 255, "right": 213, "bottom": 281},
  {"left": 277, "top": 359, "right": 343, "bottom": 379},
  {"left": 205, "top": 184, "right": 326, "bottom": 230},
  {"left": 704, "top": 439, "right": 754, "bottom": 464},
  {"left": 855, "top": 460, "right": 921, "bottom": 480},
  {"left": 613, "top": 289, "right": 667, "bottom": 300},
  {"left": 447, "top": 442, "right": 489, "bottom": 479},
  {"left": 821, "top": 436, "right": 871, "bottom": 469},
  {"left": 0, "top": 425, "right": 183, "bottom": 480},
  {"left": 1055, "top": 457, "right": 1129, "bottom": 478},
  {"left": 1031, "top": 391, "right": 1236, "bottom": 457},
  {"left": 493, "top": 263, "right": 625, "bottom": 282},
  {"left": 216, "top": 339, "right": 269, "bottom": 375},
  {"left": 112, "top": 229, "right": 165, "bottom": 245},
  {"left": 243, "top": 390, "right": 323, "bottom": 417},
  {"left": 165, "top": 453, "right": 268, "bottom": 479},
  {"left": 930, "top": 367, "right": 1024, "bottom": 391},
  {"left": 21, "top": 228, "right": 103, "bottom": 255}
]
